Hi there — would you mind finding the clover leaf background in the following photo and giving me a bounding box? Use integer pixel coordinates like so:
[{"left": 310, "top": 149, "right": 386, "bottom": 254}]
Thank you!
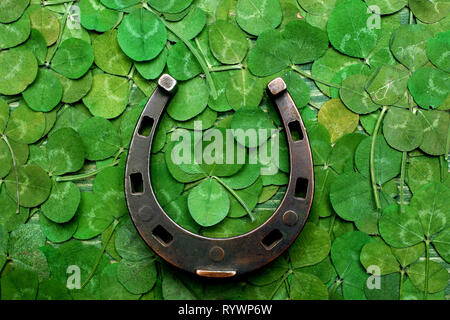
[{"left": 0, "top": 0, "right": 448, "bottom": 301}]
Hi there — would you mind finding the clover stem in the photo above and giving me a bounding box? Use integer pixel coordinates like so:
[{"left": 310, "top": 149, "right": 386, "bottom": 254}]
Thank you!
[
  {"left": 127, "top": 65, "right": 136, "bottom": 80},
  {"left": 2, "top": 135, "right": 20, "bottom": 214},
  {"left": 127, "top": 66, "right": 136, "bottom": 92},
  {"left": 184, "top": 177, "right": 207, "bottom": 192},
  {"left": 46, "top": 2, "right": 73, "bottom": 64},
  {"left": 212, "top": 176, "right": 255, "bottom": 222},
  {"left": 439, "top": 156, "right": 446, "bottom": 183},
  {"left": 291, "top": 65, "right": 341, "bottom": 89},
  {"left": 308, "top": 101, "right": 321, "bottom": 110},
  {"left": 42, "top": 0, "right": 74, "bottom": 5},
  {"left": 194, "top": 38, "right": 212, "bottom": 69},
  {"left": 329, "top": 278, "right": 342, "bottom": 297},
  {"left": 143, "top": 3, "right": 217, "bottom": 100},
  {"left": 370, "top": 106, "right": 388, "bottom": 211},
  {"left": 113, "top": 147, "right": 125, "bottom": 163},
  {"left": 399, "top": 270, "right": 405, "bottom": 300},
  {"left": 424, "top": 240, "right": 430, "bottom": 300},
  {"left": 81, "top": 219, "right": 119, "bottom": 289},
  {"left": 400, "top": 152, "right": 407, "bottom": 213},
  {"left": 270, "top": 269, "right": 292, "bottom": 300},
  {"left": 328, "top": 213, "right": 337, "bottom": 237},
  {"left": 446, "top": 122, "right": 450, "bottom": 163},
  {"left": 209, "top": 64, "right": 244, "bottom": 72},
  {"left": 56, "top": 159, "right": 120, "bottom": 182}
]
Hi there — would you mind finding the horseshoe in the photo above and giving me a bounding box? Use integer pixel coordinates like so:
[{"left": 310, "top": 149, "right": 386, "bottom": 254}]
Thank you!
[{"left": 125, "top": 74, "right": 314, "bottom": 278}]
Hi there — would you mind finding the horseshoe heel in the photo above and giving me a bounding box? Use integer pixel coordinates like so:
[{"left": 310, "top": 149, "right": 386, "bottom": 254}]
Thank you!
[{"left": 125, "top": 74, "right": 314, "bottom": 278}]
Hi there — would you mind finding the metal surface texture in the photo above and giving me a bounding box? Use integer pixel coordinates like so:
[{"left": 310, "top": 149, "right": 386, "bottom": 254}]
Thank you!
[{"left": 125, "top": 74, "right": 314, "bottom": 278}]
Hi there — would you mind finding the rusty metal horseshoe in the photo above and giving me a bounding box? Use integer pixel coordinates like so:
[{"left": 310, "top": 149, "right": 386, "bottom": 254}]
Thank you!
[{"left": 125, "top": 74, "right": 314, "bottom": 278}]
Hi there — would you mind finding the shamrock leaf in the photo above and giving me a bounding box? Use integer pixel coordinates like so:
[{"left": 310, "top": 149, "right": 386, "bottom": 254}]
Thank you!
[
  {"left": 312, "top": 48, "right": 360, "bottom": 97},
  {"left": 365, "top": 0, "right": 407, "bottom": 15},
  {"left": 0, "top": 0, "right": 30, "bottom": 24},
  {"left": 417, "top": 110, "right": 449, "bottom": 156},
  {"left": 360, "top": 240, "right": 400, "bottom": 275},
  {"left": 117, "top": 258, "right": 157, "bottom": 295},
  {"left": 73, "top": 192, "right": 115, "bottom": 240},
  {"left": 93, "top": 165, "right": 128, "bottom": 219},
  {"left": 135, "top": 48, "right": 168, "bottom": 80},
  {"left": 167, "top": 77, "right": 209, "bottom": 120},
  {"left": 383, "top": 108, "right": 424, "bottom": 152},
  {"left": 41, "top": 181, "right": 80, "bottom": 224},
  {"left": 289, "top": 223, "right": 331, "bottom": 269},
  {"left": 167, "top": 42, "right": 202, "bottom": 81},
  {"left": 92, "top": 30, "right": 132, "bottom": 77},
  {"left": 166, "top": 6, "right": 206, "bottom": 41},
  {"left": 409, "top": 0, "right": 450, "bottom": 24},
  {"left": 29, "top": 7, "right": 59, "bottom": 46},
  {"left": 52, "top": 38, "right": 94, "bottom": 80},
  {"left": 5, "top": 164, "right": 51, "bottom": 208},
  {"left": 390, "top": 24, "right": 433, "bottom": 71},
  {"left": 79, "top": 0, "right": 120, "bottom": 33},
  {"left": 0, "top": 185, "right": 29, "bottom": 232},
  {"left": 330, "top": 172, "right": 376, "bottom": 222},
  {"left": 248, "top": 20, "right": 328, "bottom": 76},
  {"left": 209, "top": 20, "right": 248, "bottom": 64},
  {"left": 290, "top": 271, "right": 329, "bottom": 300},
  {"left": 407, "top": 260, "right": 449, "bottom": 293},
  {"left": 37, "top": 280, "right": 72, "bottom": 300},
  {"left": 340, "top": 74, "right": 380, "bottom": 114},
  {"left": 0, "top": 267, "right": 39, "bottom": 300},
  {"left": 318, "top": 99, "right": 359, "bottom": 143},
  {"left": 118, "top": 8, "right": 167, "bottom": 62},
  {"left": 231, "top": 106, "right": 275, "bottom": 148},
  {"left": 82, "top": 73, "right": 129, "bottom": 119},
  {"left": 98, "top": 263, "right": 140, "bottom": 299},
  {"left": 56, "top": 72, "right": 93, "bottom": 104},
  {"left": 187, "top": 178, "right": 230, "bottom": 227},
  {"left": 364, "top": 273, "right": 400, "bottom": 300},
  {"left": 407, "top": 156, "right": 442, "bottom": 194},
  {"left": 331, "top": 231, "right": 374, "bottom": 300},
  {"left": 0, "top": 49, "right": 37, "bottom": 96},
  {"left": 426, "top": 31, "right": 450, "bottom": 72},
  {"left": 409, "top": 182, "right": 450, "bottom": 238},
  {"left": 327, "top": 0, "right": 381, "bottom": 58},
  {"left": 355, "top": 135, "right": 402, "bottom": 185},
  {"left": 226, "top": 69, "right": 264, "bottom": 110},
  {"left": 115, "top": 219, "right": 154, "bottom": 262},
  {"left": 148, "top": 0, "right": 193, "bottom": 14},
  {"left": 151, "top": 153, "right": 184, "bottom": 207},
  {"left": 0, "top": 12, "right": 30, "bottom": 50},
  {"left": 236, "top": 0, "right": 282, "bottom": 36},
  {"left": 408, "top": 67, "right": 450, "bottom": 109},
  {"left": 39, "top": 213, "right": 78, "bottom": 244},
  {"left": 366, "top": 64, "right": 410, "bottom": 106},
  {"left": 379, "top": 204, "right": 424, "bottom": 248},
  {"left": 78, "top": 117, "right": 121, "bottom": 161}
]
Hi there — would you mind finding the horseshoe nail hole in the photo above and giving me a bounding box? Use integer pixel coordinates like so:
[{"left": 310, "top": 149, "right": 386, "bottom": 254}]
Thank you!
[
  {"left": 288, "top": 121, "right": 304, "bottom": 142},
  {"left": 138, "top": 116, "right": 154, "bottom": 137},
  {"left": 152, "top": 225, "right": 173, "bottom": 246},
  {"left": 130, "top": 172, "right": 144, "bottom": 194},
  {"left": 295, "top": 177, "right": 308, "bottom": 199},
  {"left": 261, "top": 229, "right": 283, "bottom": 250}
]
